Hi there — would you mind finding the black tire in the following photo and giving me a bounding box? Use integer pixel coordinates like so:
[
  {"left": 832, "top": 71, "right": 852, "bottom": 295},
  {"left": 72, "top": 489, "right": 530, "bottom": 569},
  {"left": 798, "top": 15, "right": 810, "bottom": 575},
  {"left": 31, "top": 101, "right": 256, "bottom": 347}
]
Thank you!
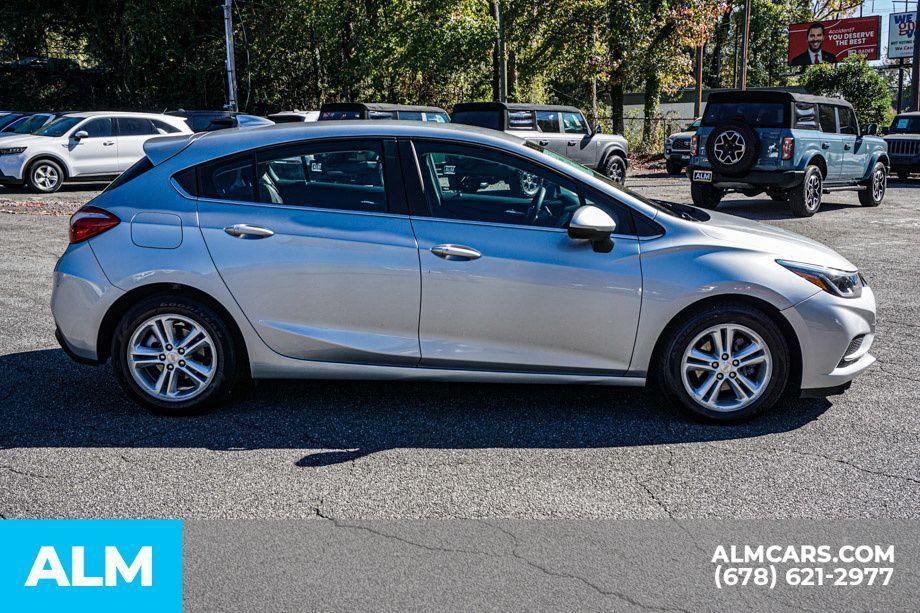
[
  {"left": 602, "top": 154, "right": 627, "bottom": 184},
  {"left": 657, "top": 304, "right": 790, "bottom": 422},
  {"left": 111, "top": 294, "right": 239, "bottom": 415},
  {"left": 858, "top": 162, "right": 886, "bottom": 207},
  {"left": 665, "top": 159, "right": 683, "bottom": 175},
  {"left": 705, "top": 122, "right": 759, "bottom": 176},
  {"left": 786, "top": 164, "right": 822, "bottom": 217},
  {"left": 27, "top": 159, "right": 64, "bottom": 193},
  {"left": 690, "top": 182, "right": 723, "bottom": 209}
]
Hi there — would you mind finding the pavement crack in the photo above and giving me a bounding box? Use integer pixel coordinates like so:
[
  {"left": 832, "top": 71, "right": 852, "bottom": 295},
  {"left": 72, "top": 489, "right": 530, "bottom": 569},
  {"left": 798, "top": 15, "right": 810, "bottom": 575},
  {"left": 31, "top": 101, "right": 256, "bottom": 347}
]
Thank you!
[{"left": 0, "top": 465, "right": 53, "bottom": 479}]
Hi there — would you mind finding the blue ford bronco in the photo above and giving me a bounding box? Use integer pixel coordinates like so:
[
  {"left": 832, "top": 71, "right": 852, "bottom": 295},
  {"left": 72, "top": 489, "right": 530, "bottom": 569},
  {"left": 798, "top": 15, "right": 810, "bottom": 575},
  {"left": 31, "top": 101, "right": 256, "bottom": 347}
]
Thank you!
[{"left": 688, "top": 91, "right": 889, "bottom": 217}]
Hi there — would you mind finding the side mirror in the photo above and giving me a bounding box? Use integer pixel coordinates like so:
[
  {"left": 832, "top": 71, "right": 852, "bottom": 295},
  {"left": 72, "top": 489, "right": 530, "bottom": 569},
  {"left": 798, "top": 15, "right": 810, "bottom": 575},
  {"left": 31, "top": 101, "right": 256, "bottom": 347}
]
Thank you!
[
  {"left": 567, "top": 205, "right": 616, "bottom": 253},
  {"left": 594, "top": 124, "right": 603, "bottom": 135},
  {"left": 864, "top": 123, "right": 878, "bottom": 136},
  {"left": 72, "top": 130, "right": 89, "bottom": 141}
]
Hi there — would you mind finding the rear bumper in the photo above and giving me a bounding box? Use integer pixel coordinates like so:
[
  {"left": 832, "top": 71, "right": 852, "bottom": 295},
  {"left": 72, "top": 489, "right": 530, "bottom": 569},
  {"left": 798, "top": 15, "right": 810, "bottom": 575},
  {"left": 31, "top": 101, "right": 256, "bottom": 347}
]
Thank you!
[{"left": 689, "top": 166, "right": 804, "bottom": 190}]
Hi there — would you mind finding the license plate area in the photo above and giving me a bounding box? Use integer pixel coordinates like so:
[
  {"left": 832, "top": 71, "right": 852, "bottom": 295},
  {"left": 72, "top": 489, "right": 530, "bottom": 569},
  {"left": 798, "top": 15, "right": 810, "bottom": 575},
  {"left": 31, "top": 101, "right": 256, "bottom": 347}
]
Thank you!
[{"left": 692, "top": 170, "right": 712, "bottom": 183}]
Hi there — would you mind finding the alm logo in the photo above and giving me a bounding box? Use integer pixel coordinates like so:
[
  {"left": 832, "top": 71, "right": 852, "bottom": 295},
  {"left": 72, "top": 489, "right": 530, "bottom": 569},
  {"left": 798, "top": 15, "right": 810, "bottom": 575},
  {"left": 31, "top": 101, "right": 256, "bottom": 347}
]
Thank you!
[{"left": 25, "top": 545, "right": 153, "bottom": 587}]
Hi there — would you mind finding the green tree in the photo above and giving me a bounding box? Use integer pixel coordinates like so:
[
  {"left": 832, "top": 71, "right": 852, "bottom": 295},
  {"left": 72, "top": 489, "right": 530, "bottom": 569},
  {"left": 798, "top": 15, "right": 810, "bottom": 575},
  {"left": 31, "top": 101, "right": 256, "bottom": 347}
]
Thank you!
[{"left": 801, "top": 56, "right": 892, "bottom": 126}]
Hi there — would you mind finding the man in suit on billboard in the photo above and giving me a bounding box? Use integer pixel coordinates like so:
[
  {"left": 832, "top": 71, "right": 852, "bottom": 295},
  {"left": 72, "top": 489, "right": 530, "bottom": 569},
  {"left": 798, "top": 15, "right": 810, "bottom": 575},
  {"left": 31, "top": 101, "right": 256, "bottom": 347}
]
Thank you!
[{"left": 791, "top": 22, "right": 837, "bottom": 65}]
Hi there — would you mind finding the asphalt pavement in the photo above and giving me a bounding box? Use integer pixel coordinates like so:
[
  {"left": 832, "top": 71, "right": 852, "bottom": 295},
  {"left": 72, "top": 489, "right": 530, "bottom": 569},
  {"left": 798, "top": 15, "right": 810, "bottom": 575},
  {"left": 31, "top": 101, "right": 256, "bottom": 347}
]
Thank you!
[{"left": 1, "top": 174, "right": 917, "bottom": 520}]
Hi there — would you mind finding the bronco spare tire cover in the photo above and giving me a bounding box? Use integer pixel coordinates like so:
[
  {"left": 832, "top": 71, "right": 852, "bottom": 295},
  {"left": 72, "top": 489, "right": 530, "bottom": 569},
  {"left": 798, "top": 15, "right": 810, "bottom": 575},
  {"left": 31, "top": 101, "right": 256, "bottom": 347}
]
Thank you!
[{"left": 705, "top": 122, "right": 759, "bottom": 176}]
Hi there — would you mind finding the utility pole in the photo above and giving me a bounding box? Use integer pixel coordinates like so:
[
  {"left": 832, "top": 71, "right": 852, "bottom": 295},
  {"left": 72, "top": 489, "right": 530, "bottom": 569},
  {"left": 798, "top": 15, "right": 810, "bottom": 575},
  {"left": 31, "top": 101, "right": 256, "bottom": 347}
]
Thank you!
[
  {"left": 694, "top": 43, "right": 704, "bottom": 117},
  {"left": 913, "top": 0, "right": 920, "bottom": 111},
  {"left": 740, "top": 0, "right": 752, "bottom": 90},
  {"left": 222, "top": 0, "right": 239, "bottom": 112},
  {"left": 491, "top": 0, "right": 507, "bottom": 102}
]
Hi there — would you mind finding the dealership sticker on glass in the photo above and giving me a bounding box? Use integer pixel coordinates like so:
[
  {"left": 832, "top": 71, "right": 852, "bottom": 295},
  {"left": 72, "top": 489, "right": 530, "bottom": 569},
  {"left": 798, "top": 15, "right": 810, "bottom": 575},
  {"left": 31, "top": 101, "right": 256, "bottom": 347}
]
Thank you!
[{"left": 0, "top": 520, "right": 182, "bottom": 613}]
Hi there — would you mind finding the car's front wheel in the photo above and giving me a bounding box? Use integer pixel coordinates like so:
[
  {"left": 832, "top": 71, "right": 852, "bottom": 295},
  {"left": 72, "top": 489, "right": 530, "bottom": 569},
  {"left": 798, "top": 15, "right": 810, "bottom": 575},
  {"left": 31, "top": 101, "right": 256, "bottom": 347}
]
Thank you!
[
  {"left": 112, "top": 295, "right": 239, "bottom": 414},
  {"left": 27, "top": 159, "right": 64, "bottom": 193},
  {"left": 658, "top": 305, "right": 789, "bottom": 422},
  {"left": 602, "top": 154, "right": 627, "bottom": 184},
  {"left": 858, "top": 162, "right": 886, "bottom": 207},
  {"left": 786, "top": 164, "right": 822, "bottom": 217}
]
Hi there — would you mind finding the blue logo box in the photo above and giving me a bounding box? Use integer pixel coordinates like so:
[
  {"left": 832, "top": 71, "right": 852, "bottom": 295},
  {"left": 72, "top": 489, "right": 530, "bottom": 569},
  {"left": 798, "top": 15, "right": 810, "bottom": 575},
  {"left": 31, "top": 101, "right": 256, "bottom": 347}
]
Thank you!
[{"left": 0, "top": 519, "right": 182, "bottom": 612}]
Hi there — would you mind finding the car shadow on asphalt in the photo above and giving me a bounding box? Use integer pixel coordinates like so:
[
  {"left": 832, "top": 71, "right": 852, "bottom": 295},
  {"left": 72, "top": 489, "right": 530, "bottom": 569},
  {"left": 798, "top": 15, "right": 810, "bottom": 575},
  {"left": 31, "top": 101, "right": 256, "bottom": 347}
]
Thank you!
[
  {"left": 715, "top": 198, "right": 855, "bottom": 221},
  {"left": 0, "top": 349, "right": 832, "bottom": 467}
]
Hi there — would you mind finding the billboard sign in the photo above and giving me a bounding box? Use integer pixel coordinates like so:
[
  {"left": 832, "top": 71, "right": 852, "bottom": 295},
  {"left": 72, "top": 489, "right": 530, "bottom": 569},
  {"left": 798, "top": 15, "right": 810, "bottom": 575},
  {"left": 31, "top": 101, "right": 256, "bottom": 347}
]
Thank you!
[
  {"left": 788, "top": 16, "right": 881, "bottom": 66},
  {"left": 889, "top": 11, "right": 916, "bottom": 59}
]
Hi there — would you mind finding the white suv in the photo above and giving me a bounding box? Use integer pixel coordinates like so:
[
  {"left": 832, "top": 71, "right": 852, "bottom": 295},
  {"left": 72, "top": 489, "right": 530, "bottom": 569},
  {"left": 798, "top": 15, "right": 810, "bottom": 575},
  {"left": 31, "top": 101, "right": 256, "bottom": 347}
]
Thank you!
[{"left": 0, "top": 111, "right": 191, "bottom": 193}]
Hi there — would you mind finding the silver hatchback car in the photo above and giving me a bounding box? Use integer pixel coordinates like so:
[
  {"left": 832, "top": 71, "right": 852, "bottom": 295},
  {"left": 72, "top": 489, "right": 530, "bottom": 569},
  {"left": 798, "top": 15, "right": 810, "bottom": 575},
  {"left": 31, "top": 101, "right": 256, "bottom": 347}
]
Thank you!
[{"left": 51, "top": 122, "right": 876, "bottom": 421}]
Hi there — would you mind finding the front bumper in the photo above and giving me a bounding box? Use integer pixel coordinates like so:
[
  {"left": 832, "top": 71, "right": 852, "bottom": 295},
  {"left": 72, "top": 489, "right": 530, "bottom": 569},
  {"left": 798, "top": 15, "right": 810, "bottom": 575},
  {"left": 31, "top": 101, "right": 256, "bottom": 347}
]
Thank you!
[
  {"left": 51, "top": 242, "right": 123, "bottom": 363},
  {"left": 889, "top": 154, "right": 920, "bottom": 172},
  {"left": 0, "top": 153, "right": 26, "bottom": 182},
  {"left": 782, "top": 285, "right": 877, "bottom": 391},
  {"left": 689, "top": 165, "right": 804, "bottom": 190}
]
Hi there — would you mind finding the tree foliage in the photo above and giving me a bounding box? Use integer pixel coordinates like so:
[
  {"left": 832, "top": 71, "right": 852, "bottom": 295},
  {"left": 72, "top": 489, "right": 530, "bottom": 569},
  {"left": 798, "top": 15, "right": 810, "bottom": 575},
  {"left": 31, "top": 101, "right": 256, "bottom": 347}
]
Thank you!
[{"left": 801, "top": 56, "right": 893, "bottom": 126}]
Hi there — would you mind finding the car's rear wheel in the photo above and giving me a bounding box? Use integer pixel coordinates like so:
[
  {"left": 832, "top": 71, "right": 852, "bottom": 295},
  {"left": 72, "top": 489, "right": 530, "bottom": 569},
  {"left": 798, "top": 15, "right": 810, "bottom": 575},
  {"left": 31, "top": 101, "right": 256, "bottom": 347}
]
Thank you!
[
  {"left": 112, "top": 295, "right": 238, "bottom": 414},
  {"left": 858, "top": 162, "right": 886, "bottom": 207},
  {"left": 602, "top": 154, "right": 627, "bottom": 184},
  {"left": 786, "top": 164, "right": 822, "bottom": 217},
  {"left": 690, "top": 182, "right": 723, "bottom": 209},
  {"left": 27, "top": 159, "right": 64, "bottom": 193},
  {"left": 658, "top": 305, "right": 789, "bottom": 422}
]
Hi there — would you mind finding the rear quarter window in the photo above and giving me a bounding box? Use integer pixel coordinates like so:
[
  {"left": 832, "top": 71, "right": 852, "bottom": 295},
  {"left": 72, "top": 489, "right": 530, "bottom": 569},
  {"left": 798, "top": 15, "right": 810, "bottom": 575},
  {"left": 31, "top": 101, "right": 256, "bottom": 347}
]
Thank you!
[
  {"left": 794, "top": 103, "right": 818, "bottom": 130},
  {"left": 451, "top": 110, "right": 502, "bottom": 131}
]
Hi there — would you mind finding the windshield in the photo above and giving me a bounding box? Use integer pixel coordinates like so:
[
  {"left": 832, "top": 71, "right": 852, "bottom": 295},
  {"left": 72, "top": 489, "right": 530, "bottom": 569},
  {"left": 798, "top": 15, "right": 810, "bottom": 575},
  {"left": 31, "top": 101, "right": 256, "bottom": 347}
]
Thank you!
[
  {"left": 887, "top": 115, "right": 920, "bottom": 134},
  {"left": 34, "top": 116, "right": 84, "bottom": 137},
  {"left": 6, "top": 114, "right": 51, "bottom": 134},
  {"left": 702, "top": 102, "right": 785, "bottom": 128},
  {"left": 0, "top": 114, "right": 24, "bottom": 130},
  {"left": 689, "top": 119, "right": 701, "bottom": 130},
  {"left": 528, "top": 144, "right": 707, "bottom": 222}
]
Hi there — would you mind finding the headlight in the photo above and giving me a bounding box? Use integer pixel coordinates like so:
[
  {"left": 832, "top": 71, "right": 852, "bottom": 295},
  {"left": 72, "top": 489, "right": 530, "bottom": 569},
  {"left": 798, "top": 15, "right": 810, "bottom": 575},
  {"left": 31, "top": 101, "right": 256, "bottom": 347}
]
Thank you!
[
  {"left": 777, "top": 260, "right": 863, "bottom": 298},
  {"left": 0, "top": 147, "right": 26, "bottom": 155}
]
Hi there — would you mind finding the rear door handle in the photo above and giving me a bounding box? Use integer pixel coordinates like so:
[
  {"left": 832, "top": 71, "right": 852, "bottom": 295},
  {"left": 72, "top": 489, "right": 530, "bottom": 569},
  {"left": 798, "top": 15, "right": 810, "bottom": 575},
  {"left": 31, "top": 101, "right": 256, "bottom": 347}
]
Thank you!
[
  {"left": 821, "top": 142, "right": 830, "bottom": 149},
  {"left": 567, "top": 140, "right": 577, "bottom": 146},
  {"left": 844, "top": 144, "right": 852, "bottom": 150},
  {"left": 538, "top": 139, "right": 549, "bottom": 146},
  {"left": 430, "top": 244, "right": 481, "bottom": 261},
  {"left": 224, "top": 224, "right": 274, "bottom": 239}
]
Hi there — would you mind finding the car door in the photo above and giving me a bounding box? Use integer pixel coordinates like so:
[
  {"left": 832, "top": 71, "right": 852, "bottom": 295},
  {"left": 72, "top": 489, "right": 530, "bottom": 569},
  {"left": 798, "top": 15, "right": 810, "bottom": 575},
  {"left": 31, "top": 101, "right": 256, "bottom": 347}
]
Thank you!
[
  {"left": 562, "top": 111, "right": 597, "bottom": 166},
  {"left": 196, "top": 138, "right": 421, "bottom": 365},
  {"left": 837, "top": 106, "right": 866, "bottom": 179},
  {"left": 114, "top": 117, "right": 160, "bottom": 171},
  {"left": 404, "top": 140, "right": 642, "bottom": 373},
  {"left": 533, "top": 110, "right": 569, "bottom": 156},
  {"left": 817, "top": 104, "right": 843, "bottom": 180},
  {"left": 67, "top": 117, "right": 118, "bottom": 176}
]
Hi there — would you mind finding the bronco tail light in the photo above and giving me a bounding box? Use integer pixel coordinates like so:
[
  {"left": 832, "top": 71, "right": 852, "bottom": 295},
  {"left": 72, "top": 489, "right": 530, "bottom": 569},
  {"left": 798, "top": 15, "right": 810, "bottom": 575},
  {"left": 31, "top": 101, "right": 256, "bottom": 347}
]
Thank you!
[
  {"left": 69, "top": 206, "right": 120, "bottom": 244},
  {"left": 781, "top": 137, "right": 795, "bottom": 160},
  {"left": 690, "top": 135, "right": 699, "bottom": 156}
]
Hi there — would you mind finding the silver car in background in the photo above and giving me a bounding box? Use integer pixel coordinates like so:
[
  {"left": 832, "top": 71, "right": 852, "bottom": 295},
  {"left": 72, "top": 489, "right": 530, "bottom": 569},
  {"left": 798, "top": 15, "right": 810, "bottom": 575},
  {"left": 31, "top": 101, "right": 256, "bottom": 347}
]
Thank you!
[{"left": 51, "top": 122, "right": 876, "bottom": 421}]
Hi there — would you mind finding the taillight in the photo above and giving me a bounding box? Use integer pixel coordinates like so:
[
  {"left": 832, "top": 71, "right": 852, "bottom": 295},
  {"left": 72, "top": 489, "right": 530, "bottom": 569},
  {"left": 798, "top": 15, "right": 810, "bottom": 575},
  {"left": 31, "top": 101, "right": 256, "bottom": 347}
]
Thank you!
[
  {"left": 781, "top": 137, "right": 794, "bottom": 160},
  {"left": 690, "top": 135, "right": 699, "bottom": 157},
  {"left": 69, "top": 206, "right": 120, "bottom": 243}
]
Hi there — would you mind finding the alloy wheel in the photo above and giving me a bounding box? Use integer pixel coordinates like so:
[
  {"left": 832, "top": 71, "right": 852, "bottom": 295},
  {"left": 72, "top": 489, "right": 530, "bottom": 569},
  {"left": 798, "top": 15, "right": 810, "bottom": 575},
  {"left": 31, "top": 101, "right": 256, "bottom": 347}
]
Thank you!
[
  {"left": 872, "top": 168, "right": 886, "bottom": 202},
  {"left": 126, "top": 314, "right": 216, "bottom": 402},
  {"left": 680, "top": 324, "right": 773, "bottom": 413},
  {"left": 805, "top": 172, "right": 821, "bottom": 211},
  {"left": 33, "top": 164, "right": 60, "bottom": 191}
]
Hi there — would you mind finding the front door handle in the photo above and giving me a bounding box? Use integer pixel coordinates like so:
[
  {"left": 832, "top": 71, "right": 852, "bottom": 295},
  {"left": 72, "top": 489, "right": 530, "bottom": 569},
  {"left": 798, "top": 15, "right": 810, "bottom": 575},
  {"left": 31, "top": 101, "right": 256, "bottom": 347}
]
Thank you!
[
  {"left": 102, "top": 141, "right": 115, "bottom": 146},
  {"left": 430, "top": 244, "right": 481, "bottom": 261},
  {"left": 224, "top": 223, "right": 274, "bottom": 239},
  {"left": 567, "top": 140, "right": 577, "bottom": 146},
  {"left": 844, "top": 144, "right": 852, "bottom": 150},
  {"left": 821, "top": 142, "right": 830, "bottom": 149}
]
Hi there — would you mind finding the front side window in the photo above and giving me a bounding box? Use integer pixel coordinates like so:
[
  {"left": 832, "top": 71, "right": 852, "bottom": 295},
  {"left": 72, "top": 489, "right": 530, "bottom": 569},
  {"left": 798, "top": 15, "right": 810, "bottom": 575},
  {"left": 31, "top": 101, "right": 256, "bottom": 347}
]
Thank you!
[
  {"left": 255, "top": 141, "right": 386, "bottom": 213},
  {"left": 414, "top": 142, "right": 628, "bottom": 230},
  {"left": 117, "top": 117, "right": 158, "bottom": 136},
  {"left": 562, "top": 112, "right": 589, "bottom": 134},
  {"left": 536, "top": 111, "right": 560, "bottom": 133},
  {"left": 818, "top": 105, "right": 837, "bottom": 133},
  {"left": 838, "top": 107, "right": 858, "bottom": 135},
  {"left": 507, "top": 110, "right": 536, "bottom": 130},
  {"left": 81, "top": 118, "right": 114, "bottom": 138},
  {"left": 794, "top": 103, "right": 818, "bottom": 130}
]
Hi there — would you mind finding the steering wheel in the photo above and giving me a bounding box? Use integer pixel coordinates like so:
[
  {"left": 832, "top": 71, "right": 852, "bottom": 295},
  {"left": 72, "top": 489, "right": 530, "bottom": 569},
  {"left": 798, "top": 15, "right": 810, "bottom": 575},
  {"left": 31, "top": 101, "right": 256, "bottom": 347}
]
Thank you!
[{"left": 526, "top": 186, "right": 547, "bottom": 225}]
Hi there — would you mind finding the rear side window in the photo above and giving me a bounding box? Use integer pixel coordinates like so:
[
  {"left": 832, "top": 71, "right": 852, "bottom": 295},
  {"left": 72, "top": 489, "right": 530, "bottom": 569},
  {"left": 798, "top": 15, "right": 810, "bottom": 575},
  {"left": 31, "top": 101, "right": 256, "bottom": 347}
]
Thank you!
[
  {"left": 702, "top": 102, "right": 785, "bottom": 128},
  {"left": 319, "top": 110, "right": 362, "bottom": 120},
  {"left": 103, "top": 157, "right": 154, "bottom": 193},
  {"left": 818, "top": 105, "right": 837, "bottom": 133},
  {"left": 398, "top": 111, "right": 423, "bottom": 121},
  {"left": 117, "top": 117, "right": 159, "bottom": 136},
  {"left": 200, "top": 154, "right": 255, "bottom": 202},
  {"left": 451, "top": 110, "right": 502, "bottom": 130},
  {"left": 536, "top": 111, "right": 559, "bottom": 133},
  {"left": 507, "top": 110, "right": 536, "bottom": 130},
  {"left": 794, "top": 103, "right": 818, "bottom": 130}
]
